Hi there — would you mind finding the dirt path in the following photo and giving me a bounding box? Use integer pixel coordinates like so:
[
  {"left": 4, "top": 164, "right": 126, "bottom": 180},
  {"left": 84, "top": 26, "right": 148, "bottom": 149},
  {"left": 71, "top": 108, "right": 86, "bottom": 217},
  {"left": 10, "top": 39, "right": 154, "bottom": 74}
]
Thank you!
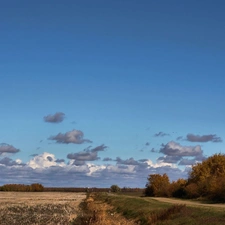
[{"left": 151, "top": 197, "right": 225, "bottom": 209}]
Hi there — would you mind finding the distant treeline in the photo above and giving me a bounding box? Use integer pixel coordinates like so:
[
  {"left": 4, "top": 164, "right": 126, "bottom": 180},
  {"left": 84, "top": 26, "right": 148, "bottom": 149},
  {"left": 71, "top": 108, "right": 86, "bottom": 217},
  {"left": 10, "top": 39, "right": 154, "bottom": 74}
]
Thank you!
[
  {"left": 44, "top": 187, "right": 109, "bottom": 192},
  {"left": 0, "top": 184, "right": 143, "bottom": 193},
  {"left": 0, "top": 183, "right": 44, "bottom": 192},
  {"left": 44, "top": 187, "right": 144, "bottom": 193}
]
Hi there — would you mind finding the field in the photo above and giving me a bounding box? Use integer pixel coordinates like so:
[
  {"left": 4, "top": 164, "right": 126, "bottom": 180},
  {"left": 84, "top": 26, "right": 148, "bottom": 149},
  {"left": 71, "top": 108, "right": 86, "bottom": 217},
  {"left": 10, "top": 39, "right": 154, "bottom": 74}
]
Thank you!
[
  {"left": 2, "top": 192, "right": 225, "bottom": 225},
  {"left": 0, "top": 192, "right": 86, "bottom": 225}
]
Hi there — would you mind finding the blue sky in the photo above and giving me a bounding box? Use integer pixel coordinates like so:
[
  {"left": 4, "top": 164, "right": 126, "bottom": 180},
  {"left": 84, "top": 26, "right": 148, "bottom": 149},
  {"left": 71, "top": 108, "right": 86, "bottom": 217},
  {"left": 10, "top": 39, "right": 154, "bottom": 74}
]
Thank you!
[{"left": 0, "top": 0, "right": 224, "bottom": 187}]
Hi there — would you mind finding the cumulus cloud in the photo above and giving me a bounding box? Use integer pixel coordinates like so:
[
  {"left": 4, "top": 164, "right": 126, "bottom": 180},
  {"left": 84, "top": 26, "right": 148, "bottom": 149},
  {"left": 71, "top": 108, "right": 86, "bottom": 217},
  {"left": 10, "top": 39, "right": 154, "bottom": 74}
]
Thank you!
[
  {"left": 67, "top": 145, "right": 107, "bottom": 163},
  {"left": 0, "top": 143, "right": 20, "bottom": 155},
  {"left": 154, "top": 132, "right": 170, "bottom": 137},
  {"left": 0, "top": 157, "right": 25, "bottom": 166},
  {"left": 27, "top": 152, "right": 65, "bottom": 169},
  {"left": 43, "top": 112, "right": 65, "bottom": 123},
  {"left": 186, "top": 133, "right": 222, "bottom": 143},
  {"left": 55, "top": 159, "right": 65, "bottom": 163},
  {"left": 160, "top": 141, "right": 202, "bottom": 157},
  {"left": 68, "top": 151, "right": 99, "bottom": 161},
  {"left": 48, "top": 129, "right": 92, "bottom": 144},
  {"left": 0, "top": 151, "right": 190, "bottom": 187},
  {"left": 158, "top": 155, "right": 182, "bottom": 164},
  {"left": 116, "top": 157, "right": 144, "bottom": 166},
  {"left": 73, "top": 160, "right": 86, "bottom": 166}
]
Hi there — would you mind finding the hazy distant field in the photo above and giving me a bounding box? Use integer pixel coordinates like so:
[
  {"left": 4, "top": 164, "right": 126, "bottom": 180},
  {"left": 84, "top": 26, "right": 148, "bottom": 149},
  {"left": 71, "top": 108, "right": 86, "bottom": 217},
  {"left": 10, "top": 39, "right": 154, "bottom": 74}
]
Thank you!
[{"left": 0, "top": 192, "right": 86, "bottom": 225}]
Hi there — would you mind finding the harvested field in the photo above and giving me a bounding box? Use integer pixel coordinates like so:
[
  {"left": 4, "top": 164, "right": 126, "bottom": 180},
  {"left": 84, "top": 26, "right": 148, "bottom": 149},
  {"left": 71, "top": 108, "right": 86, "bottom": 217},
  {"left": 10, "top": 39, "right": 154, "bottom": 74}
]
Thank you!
[{"left": 0, "top": 192, "right": 86, "bottom": 225}]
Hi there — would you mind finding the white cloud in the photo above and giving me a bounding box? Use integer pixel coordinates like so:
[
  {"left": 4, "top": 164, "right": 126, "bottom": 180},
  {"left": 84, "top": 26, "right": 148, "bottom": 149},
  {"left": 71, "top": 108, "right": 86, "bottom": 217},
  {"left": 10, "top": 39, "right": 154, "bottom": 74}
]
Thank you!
[{"left": 27, "top": 152, "right": 65, "bottom": 169}]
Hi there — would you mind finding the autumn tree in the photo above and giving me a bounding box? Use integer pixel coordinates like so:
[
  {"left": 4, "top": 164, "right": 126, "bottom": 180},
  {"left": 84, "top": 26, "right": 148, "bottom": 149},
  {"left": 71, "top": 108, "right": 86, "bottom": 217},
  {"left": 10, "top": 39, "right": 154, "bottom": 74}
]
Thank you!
[
  {"left": 145, "top": 173, "right": 170, "bottom": 197},
  {"left": 30, "top": 183, "right": 44, "bottom": 192},
  {"left": 168, "top": 179, "right": 187, "bottom": 198},
  {"left": 187, "top": 154, "right": 225, "bottom": 201}
]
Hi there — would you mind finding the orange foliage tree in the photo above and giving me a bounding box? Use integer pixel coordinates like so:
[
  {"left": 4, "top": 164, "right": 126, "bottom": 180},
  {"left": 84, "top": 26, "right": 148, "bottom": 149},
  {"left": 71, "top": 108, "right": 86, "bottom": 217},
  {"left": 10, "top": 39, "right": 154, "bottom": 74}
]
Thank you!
[
  {"left": 145, "top": 173, "right": 170, "bottom": 197},
  {"left": 187, "top": 153, "right": 225, "bottom": 201}
]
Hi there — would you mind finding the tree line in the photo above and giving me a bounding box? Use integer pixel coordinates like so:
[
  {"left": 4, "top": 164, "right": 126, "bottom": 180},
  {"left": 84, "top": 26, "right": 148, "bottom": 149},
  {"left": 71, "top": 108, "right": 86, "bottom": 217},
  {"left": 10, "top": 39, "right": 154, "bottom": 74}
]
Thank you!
[
  {"left": 145, "top": 154, "right": 225, "bottom": 202},
  {"left": 0, "top": 183, "right": 44, "bottom": 192}
]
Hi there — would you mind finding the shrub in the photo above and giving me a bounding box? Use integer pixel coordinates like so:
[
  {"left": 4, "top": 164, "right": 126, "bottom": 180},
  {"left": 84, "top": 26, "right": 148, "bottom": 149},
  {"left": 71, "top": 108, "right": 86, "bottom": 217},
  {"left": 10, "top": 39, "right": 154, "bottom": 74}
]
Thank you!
[{"left": 110, "top": 185, "right": 121, "bottom": 193}]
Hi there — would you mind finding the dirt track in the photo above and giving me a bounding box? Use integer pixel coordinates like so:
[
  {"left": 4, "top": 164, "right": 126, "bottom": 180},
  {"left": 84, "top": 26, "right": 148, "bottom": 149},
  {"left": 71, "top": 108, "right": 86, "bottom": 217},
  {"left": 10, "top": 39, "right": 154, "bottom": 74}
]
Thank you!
[{"left": 152, "top": 197, "right": 225, "bottom": 209}]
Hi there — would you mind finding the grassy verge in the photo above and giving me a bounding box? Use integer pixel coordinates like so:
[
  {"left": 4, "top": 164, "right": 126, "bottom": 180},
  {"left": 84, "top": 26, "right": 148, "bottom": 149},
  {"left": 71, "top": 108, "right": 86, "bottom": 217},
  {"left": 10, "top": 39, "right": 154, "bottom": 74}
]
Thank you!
[{"left": 93, "top": 193, "right": 225, "bottom": 225}]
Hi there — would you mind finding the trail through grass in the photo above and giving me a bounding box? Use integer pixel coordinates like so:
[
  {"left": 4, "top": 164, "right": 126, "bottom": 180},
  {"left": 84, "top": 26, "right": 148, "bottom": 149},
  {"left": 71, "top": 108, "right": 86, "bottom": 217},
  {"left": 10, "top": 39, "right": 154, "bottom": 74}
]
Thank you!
[{"left": 93, "top": 193, "right": 225, "bottom": 225}]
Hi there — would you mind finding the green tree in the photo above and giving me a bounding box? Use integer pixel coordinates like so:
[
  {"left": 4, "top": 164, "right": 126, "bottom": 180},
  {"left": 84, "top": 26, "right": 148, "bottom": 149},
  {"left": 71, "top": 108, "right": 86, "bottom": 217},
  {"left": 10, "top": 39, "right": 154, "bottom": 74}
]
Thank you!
[
  {"left": 110, "top": 185, "right": 121, "bottom": 193},
  {"left": 145, "top": 173, "right": 170, "bottom": 197}
]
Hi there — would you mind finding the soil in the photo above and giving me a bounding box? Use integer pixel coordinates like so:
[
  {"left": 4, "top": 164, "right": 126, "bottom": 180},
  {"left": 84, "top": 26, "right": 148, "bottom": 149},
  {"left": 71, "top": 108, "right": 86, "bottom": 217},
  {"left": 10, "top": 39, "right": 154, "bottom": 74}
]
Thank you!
[{"left": 0, "top": 192, "right": 86, "bottom": 225}]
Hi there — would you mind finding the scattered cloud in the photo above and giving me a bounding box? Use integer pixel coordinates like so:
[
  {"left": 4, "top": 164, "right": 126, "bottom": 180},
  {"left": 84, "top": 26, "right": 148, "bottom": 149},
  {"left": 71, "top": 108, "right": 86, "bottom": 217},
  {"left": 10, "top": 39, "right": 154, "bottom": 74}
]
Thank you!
[
  {"left": 48, "top": 129, "right": 92, "bottom": 144},
  {"left": 55, "top": 159, "right": 65, "bottom": 163},
  {"left": 186, "top": 134, "right": 222, "bottom": 143},
  {"left": 158, "top": 141, "right": 207, "bottom": 166},
  {"left": 43, "top": 112, "right": 65, "bottom": 123},
  {"left": 0, "top": 143, "right": 20, "bottom": 155},
  {"left": 91, "top": 144, "right": 107, "bottom": 152},
  {"left": 145, "top": 142, "right": 150, "bottom": 146},
  {"left": 103, "top": 157, "right": 113, "bottom": 161},
  {"left": 67, "top": 151, "right": 99, "bottom": 161},
  {"left": 116, "top": 157, "right": 144, "bottom": 166},
  {"left": 176, "top": 136, "right": 183, "bottom": 141},
  {"left": 151, "top": 148, "right": 156, "bottom": 152},
  {"left": 67, "top": 145, "right": 107, "bottom": 163},
  {"left": 158, "top": 155, "right": 182, "bottom": 164},
  {"left": 178, "top": 158, "right": 196, "bottom": 166},
  {"left": 0, "top": 157, "right": 25, "bottom": 166},
  {"left": 160, "top": 141, "right": 202, "bottom": 157},
  {"left": 0, "top": 152, "right": 189, "bottom": 187},
  {"left": 154, "top": 132, "right": 170, "bottom": 137},
  {"left": 194, "top": 154, "right": 207, "bottom": 161}
]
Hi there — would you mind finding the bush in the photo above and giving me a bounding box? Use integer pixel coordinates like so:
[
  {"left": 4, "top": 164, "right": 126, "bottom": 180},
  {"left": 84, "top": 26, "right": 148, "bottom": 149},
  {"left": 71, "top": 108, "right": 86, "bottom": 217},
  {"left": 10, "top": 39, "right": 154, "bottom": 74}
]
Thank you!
[{"left": 110, "top": 185, "right": 121, "bottom": 193}]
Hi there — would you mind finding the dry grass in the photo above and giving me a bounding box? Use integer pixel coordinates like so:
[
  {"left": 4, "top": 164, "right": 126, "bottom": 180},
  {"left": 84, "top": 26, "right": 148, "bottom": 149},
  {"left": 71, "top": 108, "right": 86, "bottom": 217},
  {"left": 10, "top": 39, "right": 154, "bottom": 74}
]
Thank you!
[
  {"left": 0, "top": 192, "right": 86, "bottom": 225},
  {"left": 72, "top": 194, "right": 138, "bottom": 225}
]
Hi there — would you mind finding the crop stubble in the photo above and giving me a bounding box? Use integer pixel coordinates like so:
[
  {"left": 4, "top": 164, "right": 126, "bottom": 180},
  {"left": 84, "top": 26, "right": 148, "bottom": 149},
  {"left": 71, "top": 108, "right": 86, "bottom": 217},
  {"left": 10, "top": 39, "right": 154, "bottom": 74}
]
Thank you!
[{"left": 0, "top": 192, "right": 86, "bottom": 225}]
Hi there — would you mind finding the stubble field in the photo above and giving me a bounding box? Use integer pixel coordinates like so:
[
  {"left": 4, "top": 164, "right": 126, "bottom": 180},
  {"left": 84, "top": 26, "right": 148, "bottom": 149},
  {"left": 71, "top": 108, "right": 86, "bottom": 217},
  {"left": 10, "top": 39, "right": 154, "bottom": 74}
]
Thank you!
[{"left": 0, "top": 192, "right": 86, "bottom": 225}]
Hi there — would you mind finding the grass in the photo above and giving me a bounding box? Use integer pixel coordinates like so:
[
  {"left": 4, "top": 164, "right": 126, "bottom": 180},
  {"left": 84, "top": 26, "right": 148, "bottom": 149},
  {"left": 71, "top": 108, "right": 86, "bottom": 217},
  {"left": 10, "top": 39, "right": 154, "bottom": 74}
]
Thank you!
[{"left": 93, "top": 192, "right": 225, "bottom": 225}]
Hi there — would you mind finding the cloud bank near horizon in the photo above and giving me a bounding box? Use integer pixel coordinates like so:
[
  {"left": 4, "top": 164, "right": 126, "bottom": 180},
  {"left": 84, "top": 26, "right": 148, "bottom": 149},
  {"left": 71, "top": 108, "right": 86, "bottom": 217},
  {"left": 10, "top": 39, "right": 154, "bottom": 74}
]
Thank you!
[{"left": 0, "top": 112, "right": 223, "bottom": 187}]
